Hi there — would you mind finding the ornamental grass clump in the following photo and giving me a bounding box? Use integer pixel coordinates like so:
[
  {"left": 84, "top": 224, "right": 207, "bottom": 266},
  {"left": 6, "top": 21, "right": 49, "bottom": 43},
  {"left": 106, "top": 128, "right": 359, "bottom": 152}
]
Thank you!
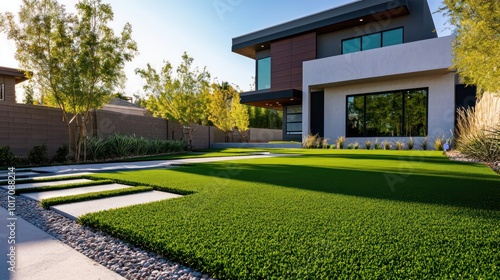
[
  {"left": 455, "top": 92, "right": 500, "bottom": 162},
  {"left": 408, "top": 137, "right": 414, "bottom": 150},
  {"left": 434, "top": 135, "right": 445, "bottom": 151},
  {"left": 365, "top": 140, "right": 372, "bottom": 150},
  {"left": 395, "top": 141, "right": 405, "bottom": 150},
  {"left": 336, "top": 136, "right": 345, "bottom": 149},
  {"left": 303, "top": 134, "right": 320, "bottom": 149}
]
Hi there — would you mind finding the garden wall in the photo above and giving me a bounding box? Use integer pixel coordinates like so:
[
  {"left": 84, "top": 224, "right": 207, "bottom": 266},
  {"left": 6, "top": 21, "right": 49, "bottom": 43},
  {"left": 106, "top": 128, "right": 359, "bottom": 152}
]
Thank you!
[{"left": 0, "top": 103, "right": 282, "bottom": 157}]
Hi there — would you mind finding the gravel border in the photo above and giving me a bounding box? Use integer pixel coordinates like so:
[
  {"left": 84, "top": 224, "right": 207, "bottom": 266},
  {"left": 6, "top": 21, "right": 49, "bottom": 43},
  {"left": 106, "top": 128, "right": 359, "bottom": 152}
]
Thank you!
[
  {"left": 446, "top": 150, "right": 500, "bottom": 173},
  {"left": 0, "top": 190, "right": 215, "bottom": 280}
]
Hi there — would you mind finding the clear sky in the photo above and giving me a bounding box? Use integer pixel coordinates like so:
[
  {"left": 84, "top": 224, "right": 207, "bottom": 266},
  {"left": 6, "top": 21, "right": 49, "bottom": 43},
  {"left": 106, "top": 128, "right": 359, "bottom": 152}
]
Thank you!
[{"left": 0, "top": 0, "right": 452, "bottom": 100}]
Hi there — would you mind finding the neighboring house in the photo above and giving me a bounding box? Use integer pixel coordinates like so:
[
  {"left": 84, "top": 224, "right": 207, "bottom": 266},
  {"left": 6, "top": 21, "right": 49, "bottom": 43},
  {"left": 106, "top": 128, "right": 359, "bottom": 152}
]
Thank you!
[
  {"left": 101, "top": 97, "right": 147, "bottom": 116},
  {"left": 232, "top": 0, "right": 476, "bottom": 144},
  {"left": 0, "top": 66, "right": 28, "bottom": 103}
]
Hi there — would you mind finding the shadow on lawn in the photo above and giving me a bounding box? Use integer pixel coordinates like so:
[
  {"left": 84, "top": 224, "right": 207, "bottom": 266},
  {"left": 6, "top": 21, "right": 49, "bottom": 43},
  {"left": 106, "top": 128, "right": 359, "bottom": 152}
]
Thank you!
[{"left": 172, "top": 160, "right": 500, "bottom": 211}]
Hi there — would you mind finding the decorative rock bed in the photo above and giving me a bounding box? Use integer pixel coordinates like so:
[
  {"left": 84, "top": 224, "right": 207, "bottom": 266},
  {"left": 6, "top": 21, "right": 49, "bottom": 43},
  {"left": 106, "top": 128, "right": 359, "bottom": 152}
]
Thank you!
[
  {"left": 0, "top": 190, "right": 214, "bottom": 280},
  {"left": 446, "top": 150, "right": 500, "bottom": 173}
]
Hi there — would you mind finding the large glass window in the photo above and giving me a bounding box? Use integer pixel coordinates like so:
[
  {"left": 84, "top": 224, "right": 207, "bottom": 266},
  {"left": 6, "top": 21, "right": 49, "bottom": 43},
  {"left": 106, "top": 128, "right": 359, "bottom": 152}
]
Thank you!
[
  {"left": 382, "top": 28, "right": 404, "bottom": 47},
  {"left": 286, "top": 105, "right": 302, "bottom": 135},
  {"left": 0, "top": 84, "right": 4, "bottom": 101},
  {"left": 347, "top": 96, "right": 364, "bottom": 137},
  {"left": 257, "top": 57, "right": 271, "bottom": 90},
  {"left": 342, "top": 38, "right": 361, "bottom": 54},
  {"left": 346, "top": 88, "right": 428, "bottom": 137},
  {"left": 342, "top": 27, "right": 403, "bottom": 54},
  {"left": 362, "top": 33, "right": 381, "bottom": 51}
]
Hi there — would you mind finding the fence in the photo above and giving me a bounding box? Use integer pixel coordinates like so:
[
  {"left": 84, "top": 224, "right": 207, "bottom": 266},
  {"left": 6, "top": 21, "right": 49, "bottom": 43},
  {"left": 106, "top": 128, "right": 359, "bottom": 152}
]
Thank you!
[{"left": 0, "top": 103, "right": 282, "bottom": 156}]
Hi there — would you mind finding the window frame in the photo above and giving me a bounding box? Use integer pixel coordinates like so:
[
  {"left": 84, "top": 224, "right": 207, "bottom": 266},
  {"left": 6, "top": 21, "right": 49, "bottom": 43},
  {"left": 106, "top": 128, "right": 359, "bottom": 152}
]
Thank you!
[
  {"left": 0, "top": 84, "right": 4, "bottom": 101},
  {"left": 345, "top": 87, "right": 429, "bottom": 138},
  {"left": 341, "top": 27, "right": 404, "bottom": 54},
  {"left": 256, "top": 56, "right": 271, "bottom": 91},
  {"left": 285, "top": 105, "right": 303, "bottom": 135}
]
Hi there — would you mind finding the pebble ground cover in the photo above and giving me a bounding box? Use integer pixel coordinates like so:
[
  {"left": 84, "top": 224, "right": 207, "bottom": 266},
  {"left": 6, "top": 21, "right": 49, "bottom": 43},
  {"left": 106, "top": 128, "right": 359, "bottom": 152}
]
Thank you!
[{"left": 79, "top": 149, "right": 500, "bottom": 279}]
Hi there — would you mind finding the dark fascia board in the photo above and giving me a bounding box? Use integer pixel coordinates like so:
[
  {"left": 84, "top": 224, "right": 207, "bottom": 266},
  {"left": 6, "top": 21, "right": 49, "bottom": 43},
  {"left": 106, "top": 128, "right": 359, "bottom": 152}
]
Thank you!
[
  {"left": 240, "top": 89, "right": 302, "bottom": 103},
  {"left": 232, "top": 0, "right": 409, "bottom": 54},
  {"left": 0, "top": 66, "right": 29, "bottom": 83}
]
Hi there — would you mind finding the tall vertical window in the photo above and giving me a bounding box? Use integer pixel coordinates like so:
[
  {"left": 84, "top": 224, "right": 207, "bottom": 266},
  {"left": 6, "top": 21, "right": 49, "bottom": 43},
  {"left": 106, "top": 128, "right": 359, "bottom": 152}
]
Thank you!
[
  {"left": 286, "top": 105, "right": 302, "bottom": 135},
  {"left": 257, "top": 57, "right": 271, "bottom": 90},
  {"left": 346, "top": 88, "right": 428, "bottom": 137},
  {"left": 342, "top": 27, "right": 403, "bottom": 54},
  {"left": 0, "top": 84, "right": 4, "bottom": 101}
]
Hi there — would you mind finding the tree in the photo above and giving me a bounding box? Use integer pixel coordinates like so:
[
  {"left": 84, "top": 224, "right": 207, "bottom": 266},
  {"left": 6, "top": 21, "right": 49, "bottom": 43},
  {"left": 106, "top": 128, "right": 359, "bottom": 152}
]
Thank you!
[
  {"left": 136, "top": 53, "right": 210, "bottom": 150},
  {"left": 231, "top": 92, "right": 250, "bottom": 142},
  {"left": 441, "top": 0, "right": 500, "bottom": 95},
  {"left": 1, "top": 0, "right": 137, "bottom": 161},
  {"left": 207, "top": 82, "right": 249, "bottom": 142},
  {"left": 208, "top": 82, "right": 235, "bottom": 141}
]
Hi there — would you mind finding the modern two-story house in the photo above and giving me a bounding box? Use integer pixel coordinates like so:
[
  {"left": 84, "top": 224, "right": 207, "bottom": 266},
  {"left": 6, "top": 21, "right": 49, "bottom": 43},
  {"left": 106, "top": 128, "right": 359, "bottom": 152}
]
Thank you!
[
  {"left": 232, "top": 0, "right": 476, "bottom": 145},
  {"left": 0, "top": 66, "right": 28, "bottom": 104}
]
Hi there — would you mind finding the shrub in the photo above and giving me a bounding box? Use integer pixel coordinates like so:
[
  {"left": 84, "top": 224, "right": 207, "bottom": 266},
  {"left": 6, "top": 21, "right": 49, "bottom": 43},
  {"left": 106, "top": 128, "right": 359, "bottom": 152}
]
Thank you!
[
  {"left": 336, "top": 136, "right": 345, "bottom": 149},
  {"left": 434, "top": 136, "right": 445, "bottom": 151},
  {"left": 382, "top": 141, "right": 391, "bottom": 150},
  {"left": 395, "top": 141, "right": 405, "bottom": 150},
  {"left": 303, "top": 134, "right": 320, "bottom": 149},
  {"left": 52, "top": 145, "right": 69, "bottom": 163},
  {"left": 321, "top": 138, "right": 329, "bottom": 149},
  {"left": 86, "top": 137, "right": 108, "bottom": 161},
  {"left": 422, "top": 137, "right": 428, "bottom": 151},
  {"left": 0, "top": 146, "right": 16, "bottom": 166},
  {"left": 408, "top": 137, "right": 414, "bottom": 150},
  {"left": 364, "top": 140, "right": 372, "bottom": 150},
  {"left": 353, "top": 142, "right": 360, "bottom": 150},
  {"left": 347, "top": 143, "right": 353, "bottom": 149},
  {"left": 28, "top": 144, "right": 49, "bottom": 165},
  {"left": 374, "top": 139, "right": 381, "bottom": 150},
  {"left": 455, "top": 92, "right": 500, "bottom": 162}
]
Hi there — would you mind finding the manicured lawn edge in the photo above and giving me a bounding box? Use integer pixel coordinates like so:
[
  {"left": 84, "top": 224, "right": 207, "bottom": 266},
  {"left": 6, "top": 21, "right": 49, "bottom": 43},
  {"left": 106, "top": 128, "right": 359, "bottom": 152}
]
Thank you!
[
  {"left": 14, "top": 175, "right": 94, "bottom": 185},
  {"left": 15, "top": 180, "right": 114, "bottom": 195},
  {"left": 41, "top": 186, "right": 154, "bottom": 209}
]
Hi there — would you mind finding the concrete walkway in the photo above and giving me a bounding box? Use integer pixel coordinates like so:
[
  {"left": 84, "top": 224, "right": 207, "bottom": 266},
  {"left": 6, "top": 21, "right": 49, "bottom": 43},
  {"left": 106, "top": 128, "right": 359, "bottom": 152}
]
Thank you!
[
  {"left": 51, "top": 190, "right": 182, "bottom": 220},
  {"left": 0, "top": 207, "right": 124, "bottom": 280},
  {"left": 7, "top": 179, "right": 92, "bottom": 190},
  {"left": 21, "top": 183, "right": 131, "bottom": 201},
  {"left": 31, "top": 153, "right": 284, "bottom": 175}
]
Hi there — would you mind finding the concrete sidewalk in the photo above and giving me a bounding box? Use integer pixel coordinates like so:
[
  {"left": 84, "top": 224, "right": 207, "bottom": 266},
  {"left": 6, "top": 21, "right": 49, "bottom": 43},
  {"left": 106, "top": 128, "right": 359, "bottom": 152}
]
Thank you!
[
  {"left": 0, "top": 207, "right": 123, "bottom": 280},
  {"left": 31, "top": 153, "right": 285, "bottom": 175}
]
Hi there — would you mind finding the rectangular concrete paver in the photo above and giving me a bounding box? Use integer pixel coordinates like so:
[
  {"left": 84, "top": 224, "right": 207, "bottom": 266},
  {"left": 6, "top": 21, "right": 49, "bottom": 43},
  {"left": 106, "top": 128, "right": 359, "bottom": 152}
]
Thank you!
[
  {"left": 52, "top": 191, "right": 182, "bottom": 220},
  {"left": 21, "top": 183, "right": 132, "bottom": 202},
  {"left": 0, "top": 208, "right": 124, "bottom": 280},
  {"left": 3, "top": 179, "right": 92, "bottom": 190}
]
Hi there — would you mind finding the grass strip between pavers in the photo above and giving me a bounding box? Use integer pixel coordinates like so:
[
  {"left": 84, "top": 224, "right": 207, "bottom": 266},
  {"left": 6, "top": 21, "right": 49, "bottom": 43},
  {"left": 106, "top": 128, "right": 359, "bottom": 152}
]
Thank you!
[
  {"left": 15, "top": 180, "right": 114, "bottom": 195},
  {"left": 41, "top": 186, "right": 154, "bottom": 209},
  {"left": 14, "top": 175, "right": 97, "bottom": 185}
]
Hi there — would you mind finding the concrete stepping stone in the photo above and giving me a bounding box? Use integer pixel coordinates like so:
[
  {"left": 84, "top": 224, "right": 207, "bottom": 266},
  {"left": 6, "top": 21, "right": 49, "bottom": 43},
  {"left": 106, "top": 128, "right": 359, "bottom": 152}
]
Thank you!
[
  {"left": 2, "top": 178, "right": 92, "bottom": 190},
  {"left": 21, "top": 183, "right": 132, "bottom": 201},
  {"left": 52, "top": 191, "right": 182, "bottom": 220}
]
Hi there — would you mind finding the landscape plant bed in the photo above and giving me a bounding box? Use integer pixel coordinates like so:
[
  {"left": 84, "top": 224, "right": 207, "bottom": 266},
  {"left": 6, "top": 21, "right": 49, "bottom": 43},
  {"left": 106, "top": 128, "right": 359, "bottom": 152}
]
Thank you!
[
  {"left": 41, "top": 186, "right": 154, "bottom": 209},
  {"left": 79, "top": 150, "right": 500, "bottom": 279},
  {"left": 15, "top": 179, "right": 114, "bottom": 195}
]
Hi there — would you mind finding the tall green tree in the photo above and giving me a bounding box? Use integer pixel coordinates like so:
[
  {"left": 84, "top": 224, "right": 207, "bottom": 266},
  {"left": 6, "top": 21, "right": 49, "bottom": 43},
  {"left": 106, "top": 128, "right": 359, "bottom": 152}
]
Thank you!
[
  {"left": 231, "top": 92, "right": 250, "bottom": 141},
  {"left": 136, "top": 53, "right": 210, "bottom": 150},
  {"left": 207, "top": 82, "right": 249, "bottom": 142},
  {"left": 1, "top": 0, "right": 137, "bottom": 161},
  {"left": 208, "top": 82, "right": 235, "bottom": 141},
  {"left": 441, "top": 0, "right": 500, "bottom": 95}
]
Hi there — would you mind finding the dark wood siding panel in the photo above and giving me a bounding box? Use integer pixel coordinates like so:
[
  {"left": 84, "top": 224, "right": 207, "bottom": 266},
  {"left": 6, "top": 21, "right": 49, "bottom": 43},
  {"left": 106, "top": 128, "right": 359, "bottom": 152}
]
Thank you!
[
  {"left": 291, "top": 33, "right": 316, "bottom": 90},
  {"left": 270, "top": 32, "right": 316, "bottom": 92}
]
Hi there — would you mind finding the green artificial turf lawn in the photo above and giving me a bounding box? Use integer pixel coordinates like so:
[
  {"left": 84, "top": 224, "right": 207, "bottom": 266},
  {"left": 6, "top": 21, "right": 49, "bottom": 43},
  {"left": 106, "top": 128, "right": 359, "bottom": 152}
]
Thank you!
[{"left": 78, "top": 150, "right": 500, "bottom": 279}]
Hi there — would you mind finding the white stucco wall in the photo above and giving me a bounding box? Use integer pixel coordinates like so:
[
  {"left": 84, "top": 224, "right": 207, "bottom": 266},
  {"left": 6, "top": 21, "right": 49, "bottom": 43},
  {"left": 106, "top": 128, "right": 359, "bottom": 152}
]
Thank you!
[
  {"left": 323, "top": 73, "right": 456, "bottom": 148},
  {"left": 302, "top": 35, "right": 456, "bottom": 148}
]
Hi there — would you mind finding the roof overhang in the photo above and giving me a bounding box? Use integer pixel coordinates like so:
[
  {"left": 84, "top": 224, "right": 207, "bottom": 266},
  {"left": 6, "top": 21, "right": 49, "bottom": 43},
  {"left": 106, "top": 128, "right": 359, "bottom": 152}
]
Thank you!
[
  {"left": 232, "top": 0, "right": 410, "bottom": 59},
  {"left": 240, "top": 89, "right": 302, "bottom": 109},
  {"left": 0, "top": 66, "right": 29, "bottom": 84}
]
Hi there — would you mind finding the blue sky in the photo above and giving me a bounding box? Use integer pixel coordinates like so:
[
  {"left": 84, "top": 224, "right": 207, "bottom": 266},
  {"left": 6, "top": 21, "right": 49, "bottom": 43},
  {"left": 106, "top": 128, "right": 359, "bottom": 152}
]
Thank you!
[{"left": 0, "top": 0, "right": 452, "bottom": 99}]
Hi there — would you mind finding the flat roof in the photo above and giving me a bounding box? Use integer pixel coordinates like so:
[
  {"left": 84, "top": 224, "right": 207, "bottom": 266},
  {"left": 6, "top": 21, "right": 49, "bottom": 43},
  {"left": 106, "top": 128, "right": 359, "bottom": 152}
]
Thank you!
[
  {"left": 0, "top": 66, "right": 29, "bottom": 84},
  {"left": 232, "top": 0, "right": 409, "bottom": 58}
]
